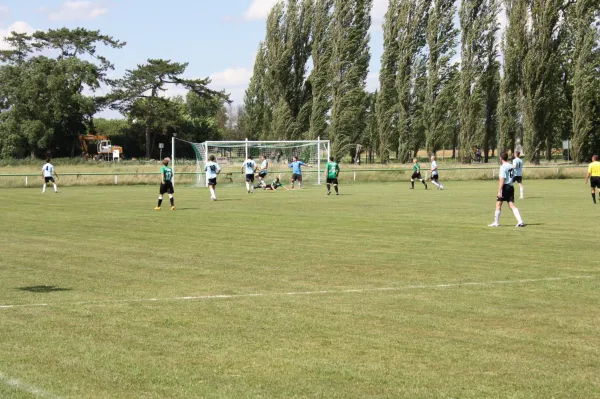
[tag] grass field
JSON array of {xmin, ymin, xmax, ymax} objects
[{"xmin": 0, "ymin": 180, "xmax": 599, "ymax": 398}]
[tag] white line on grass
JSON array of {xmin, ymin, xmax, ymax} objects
[
  {"xmin": 0, "ymin": 372, "xmax": 62, "ymax": 399},
  {"xmin": 0, "ymin": 275, "xmax": 594, "ymax": 310}
]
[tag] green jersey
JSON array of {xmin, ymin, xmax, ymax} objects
[
  {"xmin": 413, "ymin": 163, "xmax": 420, "ymax": 173},
  {"xmin": 326, "ymin": 162, "xmax": 340, "ymax": 179},
  {"xmin": 271, "ymin": 180, "xmax": 282, "ymax": 188},
  {"xmin": 161, "ymin": 166, "xmax": 173, "ymax": 182}
]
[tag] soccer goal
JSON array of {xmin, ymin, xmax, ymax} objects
[{"xmin": 175, "ymin": 138, "xmax": 331, "ymax": 187}]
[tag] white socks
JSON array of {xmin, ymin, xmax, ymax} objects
[
  {"xmin": 512, "ymin": 208, "xmax": 523, "ymax": 224},
  {"xmin": 520, "ymin": 186, "xmax": 524, "ymax": 199},
  {"xmin": 431, "ymin": 181, "xmax": 441, "ymax": 188},
  {"xmin": 494, "ymin": 210, "xmax": 501, "ymax": 224},
  {"xmin": 42, "ymin": 184, "xmax": 46, "ymax": 193},
  {"xmin": 53, "ymin": 184, "xmax": 57, "ymax": 192},
  {"xmin": 245, "ymin": 182, "xmax": 250, "ymax": 192},
  {"xmin": 210, "ymin": 187, "xmax": 216, "ymax": 199}
]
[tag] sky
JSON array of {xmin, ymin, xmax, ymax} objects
[{"xmin": 0, "ymin": 0, "xmax": 388, "ymax": 119}]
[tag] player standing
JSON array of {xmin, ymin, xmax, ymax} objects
[
  {"xmin": 41, "ymin": 159, "xmax": 58, "ymax": 193},
  {"xmin": 288, "ymin": 156, "xmax": 312, "ymax": 189},
  {"xmin": 257, "ymin": 155, "xmax": 269, "ymax": 188},
  {"xmin": 512, "ymin": 151, "xmax": 524, "ymax": 199},
  {"xmin": 585, "ymin": 154, "xmax": 600, "ymax": 204},
  {"xmin": 242, "ymin": 155, "xmax": 257, "ymax": 194},
  {"xmin": 489, "ymin": 152, "xmax": 525, "ymax": 227},
  {"xmin": 410, "ymin": 158, "xmax": 427, "ymax": 189},
  {"xmin": 155, "ymin": 157, "xmax": 175, "ymax": 211},
  {"xmin": 325, "ymin": 157, "xmax": 340, "ymax": 195},
  {"xmin": 429, "ymin": 155, "xmax": 444, "ymax": 190},
  {"xmin": 205, "ymin": 155, "xmax": 221, "ymax": 201}
]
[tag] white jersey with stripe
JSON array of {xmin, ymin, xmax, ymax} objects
[
  {"xmin": 205, "ymin": 161, "xmax": 221, "ymax": 179},
  {"xmin": 499, "ymin": 163, "xmax": 515, "ymax": 186},
  {"xmin": 42, "ymin": 163, "xmax": 54, "ymax": 177},
  {"xmin": 512, "ymin": 158, "xmax": 523, "ymax": 177}
]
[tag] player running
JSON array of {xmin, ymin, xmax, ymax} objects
[
  {"xmin": 205, "ymin": 155, "xmax": 221, "ymax": 201},
  {"xmin": 257, "ymin": 155, "xmax": 269, "ymax": 188},
  {"xmin": 585, "ymin": 154, "xmax": 600, "ymax": 204},
  {"xmin": 325, "ymin": 156, "xmax": 340, "ymax": 195},
  {"xmin": 429, "ymin": 155, "xmax": 444, "ymax": 190},
  {"xmin": 410, "ymin": 158, "xmax": 427, "ymax": 190},
  {"xmin": 155, "ymin": 157, "xmax": 175, "ymax": 211},
  {"xmin": 288, "ymin": 156, "xmax": 312, "ymax": 189},
  {"xmin": 41, "ymin": 159, "xmax": 59, "ymax": 193},
  {"xmin": 242, "ymin": 155, "xmax": 257, "ymax": 194},
  {"xmin": 489, "ymin": 152, "xmax": 525, "ymax": 227},
  {"xmin": 512, "ymin": 151, "xmax": 524, "ymax": 199}
]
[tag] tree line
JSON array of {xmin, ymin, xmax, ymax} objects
[{"xmin": 243, "ymin": 0, "xmax": 600, "ymax": 164}]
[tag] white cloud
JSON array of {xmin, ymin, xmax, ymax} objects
[
  {"xmin": 0, "ymin": 21, "xmax": 35, "ymax": 50},
  {"xmin": 244, "ymin": 0, "xmax": 279, "ymax": 21},
  {"xmin": 210, "ymin": 67, "xmax": 253, "ymax": 88},
  {"xmin": 366, "ymin": 72, "xmax": 380, "ymax": 92},
  {"xmin": 370, "ymin": 0, "xmax": 388, "ymax": 32},
  {"xmin": 46, "ymin": 1, "xmax": 108, "ymax": 22},
  {"xmin": 0, "ymin": 5, "xmax": 10, "ymax": 19}
]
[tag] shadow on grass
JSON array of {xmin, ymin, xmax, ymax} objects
[{"xmin": 18, "ymin": 286, "xmax": 72, "ymax": 293}]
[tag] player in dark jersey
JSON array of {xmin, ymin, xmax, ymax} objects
[
  {"xmin": 325, "ymin": 157, "xmax": 340, "ymax": 195},
  {"xmin": 156, "ymin": 158, "xmax": 175, "ymax": 210},
  {"xmin": 410, "ymin": 158, "xmax": 427, "ymax": 189}
]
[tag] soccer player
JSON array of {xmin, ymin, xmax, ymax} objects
[
  {"xmin": 41, "ymin": 158, "xmax": 58, "ymax": 193},
  {"xmin": 410, "ymin": 158, "xmax": 427, "ymax": 189},
  {"xmin": 155, "ymin": 157, "xmax": 175, "ymax": 211},
  {"xmin": 512, "ymin": 151, "xmax": 524, "ymax": 199},
  {"xmin": 242, "ymin": 155, "xmax": 257, "ymax": 193},
  {"xmin": 264, "ymin": 177, "xmax": 283, "ymax": 191},
  {"xmin": 205, "ymin": 155, "xmax": 221, "ymax": 201},
  {"xmin": 325, "ymin": 156, "xmax": 340, "ymax": 195},
  {"xmin": 288, "ymin": 156, "xmax": 312, "ymax": 189},
  {"xmin": 429, "ymin": 155, "xmax": 444, "ymax": 190},
  {"xmin": 585, "ymin": 154, "xmax": 600, "ymax": 204},
  {"xmin": 489, "ymin": 152, "xmax": 525, "ymax": 227},
  {"xmin": 257, "ymin": 155, "xmax": 269, "ymax": 187}
]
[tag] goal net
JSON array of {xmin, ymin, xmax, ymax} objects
[{"xmin": 179, "ymin": 139, "xmax": 331, "ymax": 187}]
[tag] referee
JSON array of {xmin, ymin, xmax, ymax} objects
[{"xmin": 585, "ymin": 154, "xmax": 600, "ymax": 204}]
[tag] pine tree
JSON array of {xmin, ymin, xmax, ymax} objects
[
  {"xmin": 243, "ymin": 43, "xmax": 269, "ymax": 139},
  {"xmin": 395, "ymin": 0, "xmax": 431, "ymax": 162},
  {"xmin": 377, "ymin": 0, "xmax": 401, "ymax": 164},
  {"xmin": 308, "ymin": 0, "xmax": 334, "ymax": 140},
  {"xmin": 330, "ymin": 0, "xmax": 372, "ymax": 159},
  {"xmin": 424, "ymin": 0, "xmax": 458, "ymax": 154}
]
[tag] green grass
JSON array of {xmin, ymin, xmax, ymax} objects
[{"xmin": 0, "ymin": 181, "xmax": 599, "ymax": 398}]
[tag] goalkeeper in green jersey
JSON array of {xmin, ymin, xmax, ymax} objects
[
  {"xmin": 325, "ymin": 156, "xmax": 340, "ymax": 195},
  {"xmin": 264, "ymin": 177, "xmax": 283, "ymax": 191},
  {"xmin": 410, "ymin": 158, "xmax": 427, "ymax": 189},
  {"xmin": 156, "ymin": 158, "xmax": 175, "ymax": 210}
]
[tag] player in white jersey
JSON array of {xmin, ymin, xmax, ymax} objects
[
  {"xmin": 489, "ymin": 152, "xmax": 525, "ymax": 227},
  {"xmin": 512, "ymin": 151, "xmax": 524, "ymax": 199},
  {"xmin": 241, "ymin": 156, "xmax": 257, "ymax": 193},
  {"xmin": 257, "ymin": 155, "xmax": 269, "ymax": 188},
  {"xmin": 429, "ymin": 155, "xmax": 444, "ymax": 190},
  {"xmin": 41, "ymin": 159, "xmax": 59, "ymax": 193},
  {"xmin": 204, "ymin": 155, "xmax": 221, "ymax": 201}
]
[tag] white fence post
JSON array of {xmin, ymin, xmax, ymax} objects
[{"xmin": 25, "ymin": 176, "xmax": 28, "ymax": 186}]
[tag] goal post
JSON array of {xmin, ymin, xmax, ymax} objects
[{"xmin": 175, "ymin": 138, "xmax": 331, "ymax": 187}]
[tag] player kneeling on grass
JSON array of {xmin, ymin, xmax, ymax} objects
[
  {"xmin": 410, "ymin": 158, "xmax": 427, "ymax": 190},
  {"xmin": 264, "ymin": 177, "xmax": 283, "ymax": 191},
  {"xmin": 41, "ymin": 159, "xmax": 59, "ymax": 193},
  {"xmin": 242, "ymin": 155, "xmax": 257, "ymax": 194},
  {"xmin": 155, "ymin": 158, "xmax": 175, "ymax": 210},
  {"xmin": 326, "ymin": 156, "xmax": 340, "ymax": 195},
  {"xmin": 205, "ymin": 155, "xmax": 221, "ymax": 201},
  {"xmin": 489, "ymin": 152, "xmax": 525, "ymax": 228}
]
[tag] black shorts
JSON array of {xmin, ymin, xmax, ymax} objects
[
  {"xmin": 411, "ymin": 172, "xmax": 422, "ymax": 180},
  {"xmin": 431, "ymin": 174, "xmax": 439, "ymax": 181},
  {"xmin": 258, "ymin": 171, "xmax": 268, "ymax": 178},
  {"xmin": 159, "ymin": 181, "xmax": 174, "ymax": 195},
  {"xmin": 591, "ymin": 176, "xmax": 600, "ymax": 188},
  {"xmin": 497, "ymin": 185, "xmax": 515, "ymax": 202},
  {"xmin": 44, "ymin": 176, "xmax": 55, "ymax": 183},
  {"xmin": 326, "ymin": 178, "xmax": 338, "ymax": 185},
  {"xmin": 208, "ymin": 178, "xmax": 217, "ymax": 186},
  {"xmin": 246, "ymin": 174, "xmax": 255, "ymax": 183},
  {"xmin": 292, "ymin": 174, "xmax": 302, "ymax": 182},
  {"xmin": 514, "ymin": 176, "xmax": 523, "ymax": 184}
]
